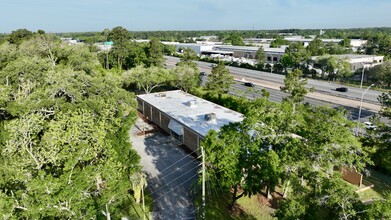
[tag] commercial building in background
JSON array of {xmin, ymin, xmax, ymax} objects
[
  {"xmin": 161, "ymin": 42, "xmax": 285, "ymax": 62},
  {"xmin": 212, "ymin": 45, "xmax": 286, "ymax": 62},
  {"xmin": 311, "ymin": 54, "xmax": 384, "ymax": 71},
  {"xmin": 136, "ymin": 90, "xmax": 244, "ymax": 154}
]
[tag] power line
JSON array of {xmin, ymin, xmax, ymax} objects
[
  {"xmin": 114, "ymin": 172, "xmax": 199, "ymax": 220},
  {"xmin": 146, "ymin": 172, "xmax": 199, "ymax": 207},
  {"xmin": 78, "ymin": 147, "xmax": 200, "ymax": 219},
  {"xmin": 145, "ymin": 158, "xmax": 200, "ymax": 187},
  {"xmin": 148, "ymin": 164, "xmax": 200, "ymax": 196}
]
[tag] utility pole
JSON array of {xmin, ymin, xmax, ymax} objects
[
  {"xmin": 142, "ymin": 182, "xmax": 146, "ymax": 220},
  {"xmin": 201, "ymin": 147, "xmax": 206, "ymax": 220}
]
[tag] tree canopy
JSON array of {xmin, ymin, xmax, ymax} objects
[
  {"xmin": 0, "ymin": 33, "xmax": 141, "ymax": 218},
  {"xmin": 205, "ymin": 63, "xmax": 234, "ymax": 99},
  {"xmin": 367, "ymin": 61, "xmax": 391, "ymax": 87}
]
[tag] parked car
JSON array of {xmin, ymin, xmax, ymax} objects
[
  {"xmin": 199, "ymin": 72, "xmax": 207, "ymax": 76},
  {"xmin": 336, "ymin": 87, "xmax": 348, "ymax": 92},
  {"xmin": 244, "ymin": 82, "xmax": 255, "ymax": 87},
  {"xmin": 364, "ymin": 121, "xmax": 377, "ymax": 130}
]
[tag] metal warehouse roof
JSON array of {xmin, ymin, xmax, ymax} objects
[{"xmin": 137, "ymin": 90, "xmax": 244, "ymax": 137}]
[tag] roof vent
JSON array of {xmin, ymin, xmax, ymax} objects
[
  {"xmin": 204, "ymin": 113, "xmax": 216, "ymax": 121},
  {"xmin": 155, "ymin": 93, "xmax": 166, "ymax": 97},
  {"xmin": 186, "ymin": 100, "xmax": 198, "ymax": 107}
]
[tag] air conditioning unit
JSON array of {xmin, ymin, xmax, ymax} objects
[
  {"xmin": 204, "ymin": 113, "xmax": 216, "ymax": 121},
  {"xmin": 155, "ymin": 93, "xmax": 166, "ymax": 97},
  {"xmin": 186, "ymin": 100, "xmax": 198, "ymax": 107}
]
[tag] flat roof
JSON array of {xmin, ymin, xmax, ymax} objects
[
  {"xmin": 213, "ymin": 45, "xmax": 286, "ymax": 53},
  {"xmin": 214, "ymin": 45, "xmax": 260, "ymax": 51},
  {"xmin": 332, "ymin": 54, "xmax": 384, "ymax": 59},
  {"xmin": 202, "ymin": 50, "xmax": 234, "ymax": 54},
  {"xmin": 312, "ymin": 54, "xmax": 384, "ymax": 60},
  {"xmin": 137, "ymin": 90, "xmax": 244, "ymax": 137}
]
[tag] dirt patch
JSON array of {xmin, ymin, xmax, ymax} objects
[
  {"xmin": 136, "ymin": 129, "xmax": 157, "ymax": 136},
  {"xmin": 228, "ymin": 203, "xmax": 247, "ymax": 217},
  {"xmin": 257, "ymin": 192, "xmax": 283, "ymax": 210},
  {"xmin": 135, "ymin": 112, "xmax": 160, "ymax": 136}
]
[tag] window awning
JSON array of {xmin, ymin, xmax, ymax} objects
[{"xmin": 168, "ymin": 119, "xmax": 184, "ymax": 135}]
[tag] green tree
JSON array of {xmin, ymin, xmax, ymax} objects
[
  {"xmin": 0, "ymin": 42, "xmax": 18, "ymax": 70},
  {"xmin": 367, "ymin": 61, "xmax": 391, "ymax": 87},
  {"xmin": 57, "ymin": 44, "xmax": 101, "ymax": 74},
  {"xmin": 255, "ymin": 46, "xmax": 266, "ymax": 65},
  {"xmin": 363, "ymin": 91, "xmax": 391, "ymax": 173},
  {"xmin": 316, "ymin": 55, "xmax": 352, "ymax": 81},
  {"xmin": 172, "ymin": 63, "xmax": 200, "ymax": 92},
  {"xmin": 280, "ymin": 54, "xmax": 294, "ymax": 73},
  {"xmin": 339, "ymin": 37, "xmax": 351, "ymax": 48},
  {"xmin": 181, "ymin": 47, "xmax": 197, "ymax": 62},
  {"xmin": 147, "ymin": 38, "xmax": 165, "ymax": 67},
  {"xmin": 122, "ymin": 65, "xmax": 174, "ymax": 93},
  {"xmin": 0, "ymin": 39, "xmax": 141, "ymax": 218},
  {"xmin": 202, "ymin": 114, "xmax": 282, "ymax": 209},
  {"xmin": 366, "ymin": 193, "xmax": 391, "ymax": 219},
  {"xmin": 270, "ymin": 36, "xmax": 289, "ymax": 48},
  {"xmin": 280, "ymin": 69, "xmax": 311, "ymax": 104},
  {"xmin": 284, "ymin": 42, "xmax": 310, "ymax": 69},
  {"xmin": 307, "ymin": 37, "xmax": 326, "ymax": 56},
  {"xmin": 205, "ymin": 63, "xmax": 234, "ymax": 99},
  {"xmin": 224, "ymin": 33, "xmax": 244, "ymax": 46},
  {"xmin": 124, "ymin": 41, "xmax": 148, "ymax": 69},
  {"xmin": 108, "ymin": 26, "xmax": 131, "ymax": 70},
  {"xmin": 163, "ymin": 44, "xmax": 176, "ymax": 55},
  {"xmin": 8, "ymin": 28, "xmax": 34, "ymax": 45}
]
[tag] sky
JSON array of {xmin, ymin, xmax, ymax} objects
[{"xmin": 1, "ymin": 0, "xmax": 390, "ymax": 33}]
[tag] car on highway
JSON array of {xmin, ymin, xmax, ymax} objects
[
  {"xmin": 244, "ymin": 82, "xmax": 255, "ymax": 87},
  {"xmin": 336, "ymin": 87, "xmax": 348, "ymax": 92},
  {"xmin": 364, "ymin": 121, "xmax": 377, "ymax": 130}
]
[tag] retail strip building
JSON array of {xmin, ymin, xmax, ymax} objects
[{"xmin": 136, "ymin": 90, "xmax": 244, "ymax": 154}]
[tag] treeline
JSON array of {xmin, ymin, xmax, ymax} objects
[
  {"xmin": 3, "ymin": 27, "xmax": 391, "ymax": 46},
  {"xmin": 52, "ymin": 27, "xmax": 391, "ymax": 41}
]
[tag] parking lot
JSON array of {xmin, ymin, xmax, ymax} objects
[{"xmin": 130, "ymin": 116, "xmax": 199, "ymax": 220}]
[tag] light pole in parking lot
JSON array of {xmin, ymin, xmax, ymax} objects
[{"xmin": 358, "ymin": 84, "xmax": 374, "ymax": 123}]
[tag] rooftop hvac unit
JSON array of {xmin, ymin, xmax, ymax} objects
[
  {"xmin": 186, "ymin": 100, "xmax": 198, "ymax": 107},
  {"xmin": 204, "ymin": 113, "xmax": 216, "ymax": 121},
  {"xmin": 155, "ymin": 93, "xmax": 166, "ymax": 97}
]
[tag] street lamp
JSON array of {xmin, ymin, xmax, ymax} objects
[
  {"xmin": 360, "ymin": 63, "xmax": 367, "ymax": 89},
  {"xmin": 358, "ymin": 84, "xmax": 374, "ymax": 123}
]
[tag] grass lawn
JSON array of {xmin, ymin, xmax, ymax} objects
[
  {"xmin": 237, "ymin": 195, "xmax": 277, "ymax": 220},
  {"xmin": 120, "ymin": 190, "xmax": 154, "ymax": 219},
  {"xmin": 357, "ymin": 168, "xmax": 391, "ymax": 201},
  {"xmin": 199, "ymin": 191, "xmax": 275, "ymax": 220}
]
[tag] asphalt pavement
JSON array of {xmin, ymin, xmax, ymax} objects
[
  {"xmin": 167, "ymin": 56, "xmax": 383, "ymax": 123},
  {"xmin": 130, "ymin": 116, "xmax": 199, "ymax": 220},
  {"xmin": 166, "ymin": 56, "xmax": 383, "ymax": 105}
]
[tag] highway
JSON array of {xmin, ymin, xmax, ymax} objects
[{"xmin": 165, "ymin": 56, "xmax": 383, "ymax": 122}]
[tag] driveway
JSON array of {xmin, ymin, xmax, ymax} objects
[{"xmin": 130, "ymin": 116, "xmax": 199, "ymax": 220}]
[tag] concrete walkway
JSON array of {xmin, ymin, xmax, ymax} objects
[{"xmin": 130, "ymin": 116, "xmax": 199, "ymax": 220}]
